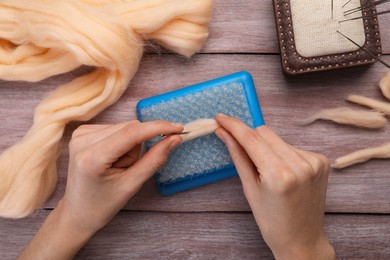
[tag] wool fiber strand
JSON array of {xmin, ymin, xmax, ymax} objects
[
  {"xmin": 347, "ymin": 95, "xmax": 390, "ymax": 116},
  {"xmin": 300, "ymin": 107, "xmax": 387, "ymax": 129},
  {"xmin": 333, "ymin": 143, "xmax": 390, "ymax": 169},
  {"xmin": 379, "ymin": 72, "xmax": 390, "ymax": 100},
  {"xmin": 181, "ymin": 118, "xmax": 219, "ymax": 142}
]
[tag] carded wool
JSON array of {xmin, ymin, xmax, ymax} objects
[
  {"xmin": 331, "ymin": 73, "xmax": 390, "ymax": 169},
  {"xmin": 181, "ymin": 119, "xmax": 219, "ymax": 143},
  {"xmin": 379, "ymin": 72, "xmax": 390, "ymax": 100},
  {"xmin": 0, "ymin": 0, "xmax": 213, "ymax": 218},
  {"xmin": 300, "ymin": 107, "xmax": 387, "ymax": 129},
  {"xmin": 347, "ymin": 95, "xmax": 390, "ymax": 116},
  {"xmin": 333, "ymin": 142, "xmax": 390, "ymax": 169}
]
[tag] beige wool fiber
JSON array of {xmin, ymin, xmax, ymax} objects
[
  {"xmin": 300, "ymin": 107, "xmax": 387, "ymax": 129},
  {"xmin": 181, "ymin": 119, "xmax": 219, "ymax": 142},
  {"xmin": 0, "ymin": 0, "xmax": 213, "ymax": 218},
  {"xmin": 332, "ymin": 73, "xmax": 390, "ymax": 169}
]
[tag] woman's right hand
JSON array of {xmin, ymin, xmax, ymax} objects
[{"xmin": 215, "ymin": 114, "xmax": 335, "ymax": 260}]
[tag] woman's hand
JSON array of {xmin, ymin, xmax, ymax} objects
[
  {"xmin": 61, "ymin": 120, "xmax": 184, "ymax": 234},
  {"xmin": 215, "ymin": 114, "xmax": 335, "ymax": 260},
  {"xmin": 19, "ymin": 120, "xmax": 183, "ymax": 260}
]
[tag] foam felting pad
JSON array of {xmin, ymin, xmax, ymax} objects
[{"xmin": 137, "ymin": 71, "xmax": 264, "ymax": 195}]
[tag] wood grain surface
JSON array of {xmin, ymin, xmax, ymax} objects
[
  {"xmin": 2, "ymin": 55, "xmax": 389, "ymax": 214},
  {"xmin": 0, "ymin": 211, "xmax": 389, "ymax": 259},
  {"xmin": 1, "ymin": 0, "xmax": 390, "ymax": 258}
]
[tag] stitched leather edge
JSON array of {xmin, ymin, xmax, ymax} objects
[{"xmin": 273, "ymin": 0, "xmax": 382, "ymax": 75}]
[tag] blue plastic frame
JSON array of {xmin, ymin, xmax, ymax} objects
[{"xmin": 137, "ymin": 71, "xmax": 265, "ymax": 195}]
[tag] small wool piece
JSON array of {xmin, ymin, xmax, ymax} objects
[
  {"xmin": 181, "ymin": 118, "xmax": 219, "ymax": 142},
  {"xmin": 0, "ymin": 0, "xmax": 213, "ymax": 218},
  {"xmin": 379, "ymin": 72, "xmax": 390, "ymax": 100},
  {"xmin": 301, "ymin": 73, "xmax": 390, "ymax": 169},
  {"xmin": 347, "ymin": 95, "xmax": 390, "ymax": 116},
  {"xmin": 300, "ymin": 107, "xmax": 387, "ymax": 129},
  {"xmin": 333, "ymin": 142, "xmax": 390, "ymax": 169}
]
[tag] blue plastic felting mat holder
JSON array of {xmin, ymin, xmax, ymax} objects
[{"xmin": 137, "ymin": 71, "xmax": 264, "ymax": 195}]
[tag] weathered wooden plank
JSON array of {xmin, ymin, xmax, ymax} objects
[
  {"xmin": 376, "ymin": 3, "xmax": 390, "ymax": 54},
  {"xmin": 202, "ymin": 0, "xmax": 279, "ymax": 53},
  {"xmin": 175, "ymin": 0, "xmax": 390, "ymax": 54},
  {"xmin": 0, "ymin": 211, "xmax": 389, "ymax": 259},
  {"xmin": 0, "ymin": 1, "xmax": 387, "ymax": 56},
  {"xmin": 1, "ymin": 54, "xmax": 390, "ymax": 214}
]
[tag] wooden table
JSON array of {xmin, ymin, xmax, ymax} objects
[{"xmin": 1, "ymin": 1, "xmax": 390, "ymax": 259}]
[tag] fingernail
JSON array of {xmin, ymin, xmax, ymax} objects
[
  {"xmin": 215, "ymin": 129, "xmax": 226, "ymax": 143},
  {"xmin": 168, "ymin": 135, "xmax": 182, "ymax": 150},
  {"xmin": 216, "ymin": 113, "xmax": 228, "ymax": 119},
  {"xmin": 171, "ymin": 122, "xmax": 184, "ymax": 128}
]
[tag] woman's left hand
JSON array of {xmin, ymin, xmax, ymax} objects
[{"xmin": 60, "ymin": 120, "xmax": 184, "ymax": 234}]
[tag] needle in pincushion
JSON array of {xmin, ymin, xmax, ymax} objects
[{"xmin": 337, "ymin": 31, "xmax": 390, "ymax": 68}]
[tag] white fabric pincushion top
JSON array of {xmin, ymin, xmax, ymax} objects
[{"xmin": 290, "ymin": 0, "xmax": 365, "ymax": 57}]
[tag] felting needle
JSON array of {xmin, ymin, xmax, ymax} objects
[
  {"xmin": 344, "ymin": 0, "xmax": 383, "ymax": 15},
  {"xmin": 160, "ymin": 132, "xmax": 190, "ymax": 138},
  {"xmin": 344, "ymin": 0, "xmax": 390, "ymax": 16},
  {"xmin": 339, "ymin": 9, "xmax": 390, "ymax": 22},
  {"xmin": 336, "ymin": 30, "xmax": 390, "ymax": 69},
  {"xmin": 343, "ymin": 0, "xmax": 353, "ymax": 8}
]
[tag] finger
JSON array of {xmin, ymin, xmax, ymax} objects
[
  {"xmin": 112, "ymin": 144, "xmax": 142, "ymax": 168},
  {"xmin": 215, "ymin": 114, "xmax": 283, "ymax": 174},
  {"xmin": 72, "ymin": 124, "xmax": 111, "ymax": 138},
  {"xmin": 94, "ymin": 120, "xmax": 184, "ymax": 165},
  {"xmin": 293, "ymin": 148, "xmax": 330, "ymax": 177},
  {"xmin": 70, "ymin": 122, "xmax": 138, "ymax": 153},
  {"xmin": 125, "ymin": 135, "xmax": 182, "ymax": 187},
  {"xmin": 255, "ymin": 126, "xmax": 309, "ymax": 172},
  {"xmin": 72, "ymin": 121, "xmax": 134, "ymax": 142},
  {"xmin": 215, "ymin": 127, "xmax": 259, "ymax": 191}
]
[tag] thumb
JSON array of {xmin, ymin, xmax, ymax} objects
[{"xmin": 124, "ymin": 135, "xmax": 182, "ymax": 187}]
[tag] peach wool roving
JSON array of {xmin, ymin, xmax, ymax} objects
[{"xmin": 0, "ymin": 0, "xmax": 213, "ymax": 218}]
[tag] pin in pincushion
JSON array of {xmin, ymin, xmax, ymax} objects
[{"xmin": 137, "ymin": 71, "xmax": 264, "ymax": 195}]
